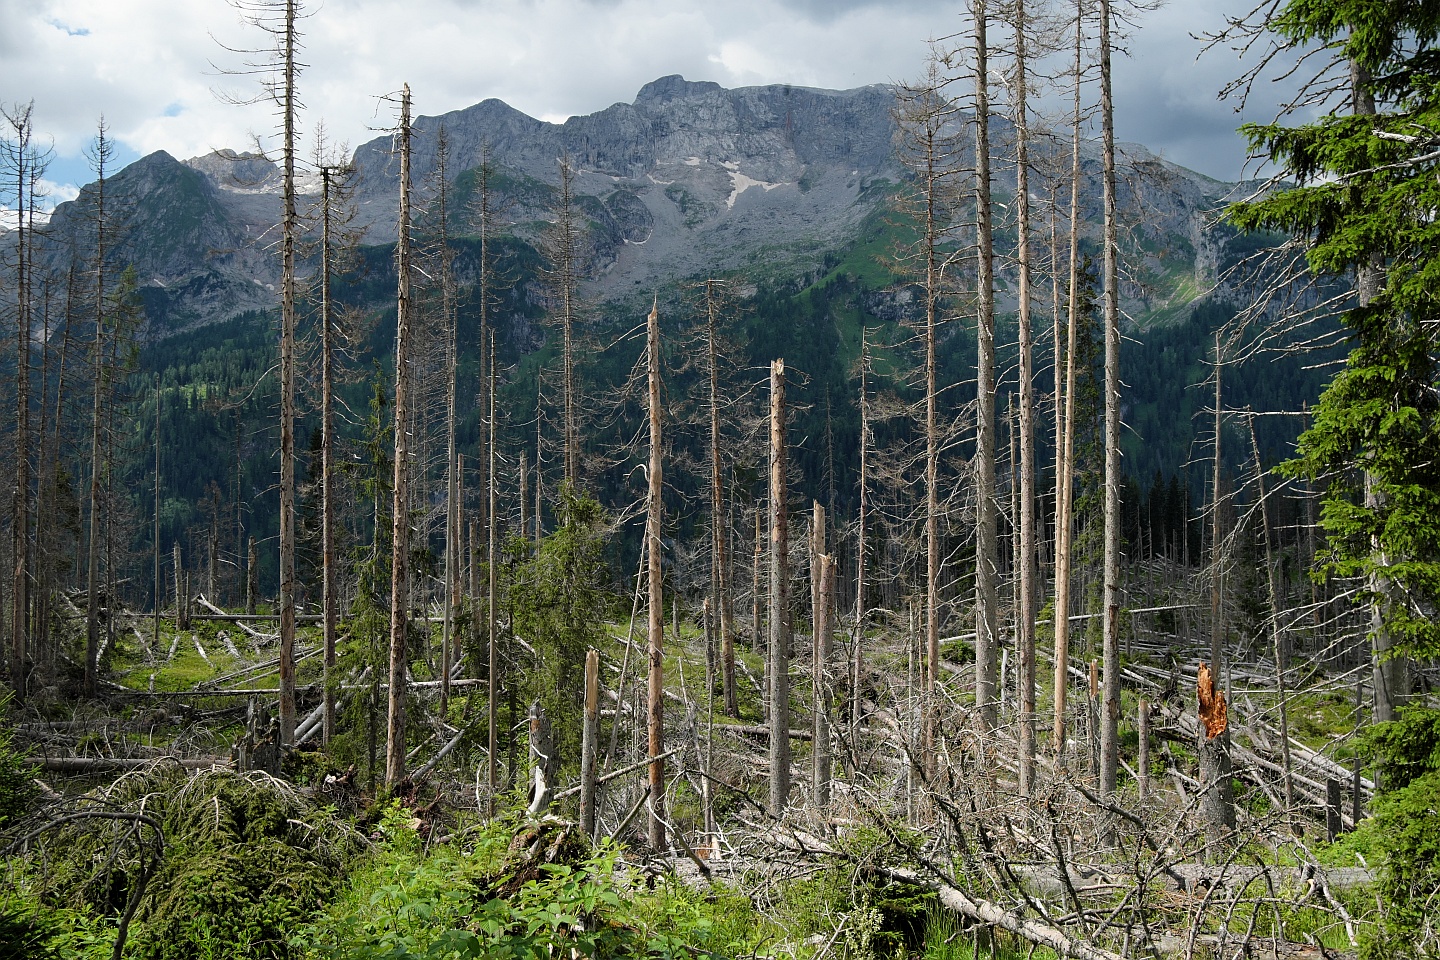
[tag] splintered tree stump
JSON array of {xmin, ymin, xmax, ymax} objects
[
  {"xmin": 1196, "ymin": 661, "xmax": 1235, "ymax": 851},
  {"xmin": 527, "ymin": 701, "xmax": 557, "ymax": 816}
]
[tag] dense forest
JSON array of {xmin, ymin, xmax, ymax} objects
[{"xmin": 3, "ymin": 0, "xmax": 1440, "ymax": 959}]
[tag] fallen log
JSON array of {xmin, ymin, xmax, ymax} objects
[
  {"xmin": 40, "ymin": 756, "xmax": 225, "ymax": 773},
  {"xmin": 761, "ymin": 827, "xmax": 1125, "ymax": 960}
]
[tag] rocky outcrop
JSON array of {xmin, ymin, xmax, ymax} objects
[{"xmin": 25, "ymin": 75, "xmax": 1268, "ymax": 338}]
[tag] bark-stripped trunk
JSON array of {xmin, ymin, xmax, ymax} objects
[
  {"xmin": 973, "ymin": 0, "xmax": 999, "ymax": 733},
  {"xmin": 1012, "ymin": 0, "xmax": 1037, "ymax": 795},
  {"xmin": 813, "ymin": 551, "xmax": 833, "ymax": 807},
  {"xmin": 487, "ymin": 333, "xmax": 499, "ymax": 815},
  {"xmin": 8, "ymin": 104, "xmax": 34, "ymax": 696},
  {"xmin": 769, "ymin": 360, "xmax": 791, "ymax": 816},
  {"xmin": 706, "ymin": 283, "xmax": 737, "ymax": 718},
  {"xmin": 854, "ymin": 329, "xmax": 871, "ymax": 747},
  {"xmin": 1098, "ymin": 0, "xmax": 1122, "ymax": 796},
  {"xmin": 385, "ymin": 84, "xmax": 414, "ymax": 786},
  {"xmin": 646, "ymin": 300, "xmax": 666, "ymax": 849},
  {"xmin": 320, "ymin": 163, "xmax": 339, "ymax": 746},
  {"xmin": 277, "ymin": 0, "xmax": 299, "ymax": 745},
  {"xmin": 84, "ymin": 126, "xmax": 109, "ymax": 699},
  {"xmin": 1053, "ymin": 4, "xmax": 1084, "ymax": 759},
  {"xmin": 1248, "ymin": 412, "xmax": 1294, "ymax": 812}
]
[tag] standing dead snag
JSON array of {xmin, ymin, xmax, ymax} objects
[
  {"xmin": 1197, "ymin": 661, "xmax": 1235, "ymax": 848},
  {"xmin": 527, "ymin": 701, "xmax": 557, "ymax": 816},
  {"xmin": 385, "ymin": 84, "xmax": 414, "ymax": 787},
  {"xmin": 813, "ymin": 552, "xmax": 834, "ymax": 807},
  {"xmin": 580, "ymin": 649, "xmax": 599, "ymax": 837},
  {"xmin": 769, "ymin": 359, "xmax": 792, "ymax": 817},
  {"xmin": 646, "ymin": 298, "xmax": 666, "ymax": 850}
]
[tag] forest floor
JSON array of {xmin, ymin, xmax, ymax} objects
[{"xmin": 1, "ymin": 574, "xmax": 1411, "ymax": 959}]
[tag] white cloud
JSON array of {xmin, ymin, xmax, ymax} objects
[{"xmin": 0, "ymin": 0, "xmax": 1292, "ymax": 189}]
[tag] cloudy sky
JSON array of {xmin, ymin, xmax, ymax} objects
[{"xmin": 1, "ymin": 0, "xmax": 1295, "ymax": 209}]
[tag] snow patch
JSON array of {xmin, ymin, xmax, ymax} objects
[
  {"xmin": 683, "ymin": 157, "xmax": 701, "ymax": 166},
  {"xmin": 647, "ymin": 173, "xmax": 673, "ymax": 186},
  {"xmin": 726, "ymin": 169, "xmax": 784, "ymax": 209}
]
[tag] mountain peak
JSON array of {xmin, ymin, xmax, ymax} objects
[{"xmin": 635, "ymin": 75, "xmax": 723, "ymax": 105}]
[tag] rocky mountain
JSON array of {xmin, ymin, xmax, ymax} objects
[{"xmin": 32, "ymin": 74, "xmax": 1265, "ymax": 337}]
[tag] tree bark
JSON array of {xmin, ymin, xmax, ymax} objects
[
  {"xmin": 580, "ymin": 648, "xmax": 599, "ymax": 837},
  {"xmin": 277, "ymin": 0, "xmax": 300, "ymax": 746},
  {"xmin": 487, "ymin": 333, "xmax": 499, "ymax": 815},
  {"xmin": 1098, "ymin": 0, "xmax": 1122, "ymax": 797},
  {"xmin": 385, "ymin": 84, "xmax": 414, "ymax": 787},
  {"xmin": 1053, "ymin": 4, "xmax": 1084, "ymax": 760},
  {"xmin": 646, "ymin": 299, "xmax": 666, "ymax": 849},
  {"xmin": 769, "ymin": 359, "xmax": 792, "ymax": 816},
  {"xmin": 84, "ymin": 123, "xmax": 110, "ymax": 700},
  {"xmin": 973, "ymin": 0, "xmax": 999, "ymax": 733},
  {"xmin": 706, "ymin": 282, "xmax": 737, "ymax": 718},
  {"xmin": 813, "ymin": 552, "xmax": 834, "ymax": 807},
  {"xmin": 1012, "ymin": 0, "xmax": 1037, "ymax": 798}
]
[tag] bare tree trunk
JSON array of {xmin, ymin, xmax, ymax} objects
[
  {"xmin": 84, "ymin": 123, "xmax": 111, "ymax": 699},
  {"xmin": 753, "ymin": 509, "xmax": 763, "ymax": 658},
  {"xmin": 550, "ymin": 158, "xmax": 582, "ymax": 487},
  {"xmin": 386, "ymin": 84, "xmax": 414, "ymax": 787},
  {"xmin": 769, "ymin": 359, "xmax": 792, "ymax": 816},
  {"xmin": 973, "ymin": 0, "xmax": 999, "ymax": 733},
  {"xmin": 154, "ymin": 377, "xmax": 162, "ymax": 649},
  {"xmin": 319, "ymin": 162, "xmax": 340, "ymax": 746},
  {"xmin": 7, "ymin": 103, "xmax": 35, "ymax": 697},
  {"xmin": 1052, "ymin": 5, "xmax": 1084, "ymax": 760},
  {"xmin": 277, "ymin": 0, "xmax": 300, "ymax": 746},
  {"xmin": 487, "ymin": 333, "xmax": 499, "ymax": 815},
  {"xmin": 646, "ymin": 299, "xmax": 666, "ymax": 850},
  {"xmin": 1098, "ymin": 0, "xmax": 1122, "ymax": 797},
  {"xmin": 246, "ymin": 538, "xmax": 258, "ymax": 618},
  {"xmin": 1210, "ymin": 333, "xmax": 1225, "ymax": 680},
  {"xmin": 1248, "ymin": 412, "xmax": 1294, "ymax": 813},
  {"xmin": 437, "ymin": 131, "xmax": 458, "ymax": 724},
  {"xmin": 813, "ymin": 552, "xmax": 833, "ymax": 807},
  {"xmin": 853, "ymin": 329, "xmax": 871, "ymax": 745},
  {"xmin": 1012, "ymin": 0, "xmax": 1037, "ymax": 798},
  {"xmin": 580, "ymin": 648, "xmax": 599, "ymax": 837},
  {"xmin": 706, "ymin": 282, "xmax": 737, "ymax": 718}
]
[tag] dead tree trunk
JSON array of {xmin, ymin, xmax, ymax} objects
[
  {"xmin": 853, "ymin": 328, "xmax": 871, "ymax": 747},
  {"xmin": 646, "ymin": 299, "xmax": 666, "ymax": 850},
  {"xmin": 487, "ymin": 333, "xmax": 499, "ymax": 815},
  {"xmin": 972, "ymin": 0, "xmax": 999, "ymax": 733},
  {"xmin": 276, "ymin": 0, "xmax": 300, "ymax": 746},
  {"xmin": 769, "ymin": 359, "xmax": 792, "ymax": 817},
  {"xmin": 1248, "ymin": 411, "xmax": 1294, "ymax": 814},
  {"xmin": 385, "ymin": 84, "xmax": 414, "ymax": 787},
  {"xmin": 1011, "ymin": 0, "xmax": 1037, "ymax": 798},
  {"xmin": 580, "ymin": 648, "xmax": 599, "ymax": 836},
  {"xmin": 1098, "ymin": 0, "xmax": 1122, "ymax": 797},
  {"xmin": 706, "ymin": 282, "xmax": 737, "ymax": 718},
  {"xmin": 84, "ymin": 124, "xmax": 111, "ymax": 699},
  {"xmin": 813, "ymin": 552, "xmax": 834, "ymax": 807},
  {"xmin": 1197, "ymin": 661, "xmax": 1235, "ymax": 850},
  {"xmin": 1052, "ymin": 2, "xmax": 1085, "ymax": 760}
]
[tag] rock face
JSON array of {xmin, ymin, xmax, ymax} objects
[{"xmin": 29, "ymin": 75, "xmax": 1264, "ymax": 336}]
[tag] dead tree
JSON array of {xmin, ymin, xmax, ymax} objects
[
  {"xmin": 385, "ymin": 84, "xmax": 414, "ymax": 787},
  {"xmin": 1052, "ymin": 0, "xmax": 1086, "ymax": 759},
  {"xmin": 83, "ymin": 120, "xmax": 113, "ymax": 700},
  {"xmin": 769, "ymin": 359, "xmax": 792, "ymax": 816},
  {"xmin": 704, "ymin": 280, "xmax": 738, "ymax": 718},
  {"xmin": 1098, "ymin": 0, "xmax": 1122, "ymax": 797},
  {"xmin": 1008, "ymin": 0, "xmax": 1038, "ymax": 795},
  {"xmin": 972, "ymin": 0, "xmax": 1000, "ymax": 733},
  {"xmin": 646, "ymin": 298, "xmax": 666, "ymax": 849}
]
